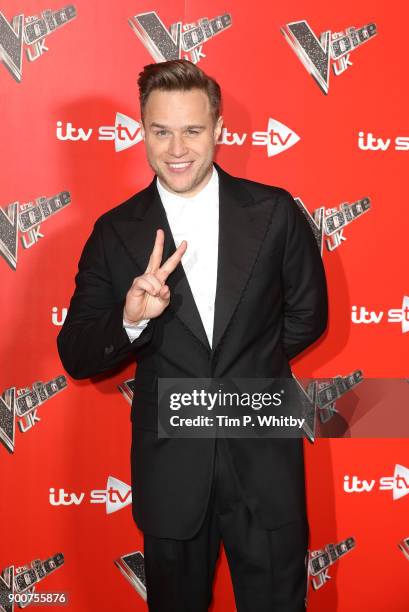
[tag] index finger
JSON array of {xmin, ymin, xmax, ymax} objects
[
  {"xmin": 145, "ymin": 229, "xmax": 165, "ymax": 273},
  {"xmin": 159, "ymin": 240, "xmax": 187, "ymax": 280}
]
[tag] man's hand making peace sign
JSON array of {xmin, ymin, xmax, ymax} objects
[{"xmin": 123, "ymin": 229, "xmax": 187, "ymax": 325}]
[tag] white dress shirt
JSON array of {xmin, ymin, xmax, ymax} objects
[{"xmin": 124, "ymin": 165, "xmax": 219, "ymax": 348}]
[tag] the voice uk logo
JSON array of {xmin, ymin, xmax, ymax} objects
[
  {"xmin": 0, "ymin": 190, "xmax": 71, "ymax": 271},
  {"xmin": 295, "ymin": 195, "xmax": 371, "ymax": 254},
  {"xmin": 49, "ymin": 476, "xmax": 132, "ymax": 514},
  {"xmin": 0, "ymin": 6, "xmax": 76, "ymax": 82},
  {"xmin": 308, "ymin": 537, "xmax": 355, "ymax": 590},
  {"xmin": 129, "ymin": 11, "xmax": 232, "ymax": 65},
  {"xmin": 281, "ymin": 20, "xmax": 377, "ymax": 94},
  {"xmin": 0, "ymin": 376, "xmax": 67, "ymax": 454},
  {"xmin": 343, "ymin": 464, "xmax": 409, "ymax": 499},
  {"xmin": 399, "ymin": 537, "xmax": 409, "ymax": 561},
  {"xmin": 0, "ymin": 553, "xmax": 65, "ymax": 612}
]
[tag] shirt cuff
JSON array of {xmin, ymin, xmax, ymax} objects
[{"xmin": 123, "ymin": 318, "xmax": 150, "ymax": 342}]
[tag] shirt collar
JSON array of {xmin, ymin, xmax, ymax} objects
[{"xmin": 156, "ymin": 165, "xmax": 218, "ymax": 211}]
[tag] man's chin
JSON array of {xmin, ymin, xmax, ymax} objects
[
  {"xmin": 158, "ymin": 170, "xmax": 199, "ymax": 195},
  {"xmin": 159, "ymin": 165, "xmax": 213, "ymax": 196},
  {"xmin": 161, "ymin": 177, "xmax": 193, "ymax": 194}
]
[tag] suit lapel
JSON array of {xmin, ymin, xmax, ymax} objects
[
  {"xmin": 111, "ymin": 166, "xmax": 275, "ymax": 355},
  {"xmin": 111, "ymin": 178, "xmax": 211, "ymax": 351},
  {"xmin": 212, "ymin": 165, "xmax": 274, "ymax": 352}
]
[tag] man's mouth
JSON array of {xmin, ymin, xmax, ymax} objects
[{"xmin": 166, "ymin": 161, "xmax": 194, "ymax": 173}]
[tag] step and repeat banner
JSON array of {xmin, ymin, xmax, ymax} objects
[{"xmin": 1, "ymin": 1, "xmax": 408, "ymax": 610}]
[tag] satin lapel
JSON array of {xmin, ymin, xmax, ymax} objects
[
  {"xmin": 110, "ymin": 179, "xmax": 211, "ymax": 351},
  {"xmin": 212, "ymin": 166, "xmax": 275, "ymax": 353}
]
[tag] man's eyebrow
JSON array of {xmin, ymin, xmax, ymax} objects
[{"xmin": 149, "ymin": 123, "xmax": 206, "ymax": 129}]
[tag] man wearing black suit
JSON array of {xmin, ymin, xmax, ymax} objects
[{"xmin": 57, "ymin": 60, "xmax": 328, "ymax": 611}]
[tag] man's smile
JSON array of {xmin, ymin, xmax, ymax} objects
[{"xmin": 165, "ymin": 161, "xmax": 194, "ymax": 173}]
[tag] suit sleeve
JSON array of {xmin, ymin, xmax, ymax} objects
[
  {"xmin": 280, "ymin": 191, "xmax": 328, "ymax": 361},
  {"xmin": 57, "ymin": 219, "xmax": 154, "ymax": 379}
]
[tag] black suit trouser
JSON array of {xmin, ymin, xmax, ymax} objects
[{"xmin": 143, "ymin": 437, "xmax": 309, "ymax": 612}]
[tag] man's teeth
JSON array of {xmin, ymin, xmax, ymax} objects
[{"xmin": 168, "ymin": 162, "xmax": 191, "ymax": 169}]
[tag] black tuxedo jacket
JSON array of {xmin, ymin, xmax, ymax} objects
[{"xmin": 57, "ymin": 164, "xmax": 328, "ymax": 539}]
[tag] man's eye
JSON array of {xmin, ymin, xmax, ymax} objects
[
  {"xmin": 186, "ymin": 129, "xmax": 200, "ymax": 136},
  {"xmin": 155, "ymin": 130, "xmax": 168, "ymax": 137}
]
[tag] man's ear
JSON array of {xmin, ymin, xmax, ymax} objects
[{"xmin": 214, "ymin": 115, "xmax": 223, "ymax": 143}]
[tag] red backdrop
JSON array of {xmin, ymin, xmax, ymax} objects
[{"xmin": 1, "ymin": 1, "xmax": 408, "ymax": 610}]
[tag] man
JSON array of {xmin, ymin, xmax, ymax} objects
[{"xmin": 57, "ymin": 60, "xmax": 328, "ymax": 611}]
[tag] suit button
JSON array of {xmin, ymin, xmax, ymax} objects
[{"xmin": 104, "ymin": 345, "xmax": 114, "ymax": 355}]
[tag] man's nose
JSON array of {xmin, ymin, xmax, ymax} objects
[{"xmin": 167, "ymin": 134, "xmax": 188, "ymax": 157}]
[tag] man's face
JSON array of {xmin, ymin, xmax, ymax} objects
[{"xmin": 141, "ymin": 88, "xmax": 223, "ymax": 197}]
